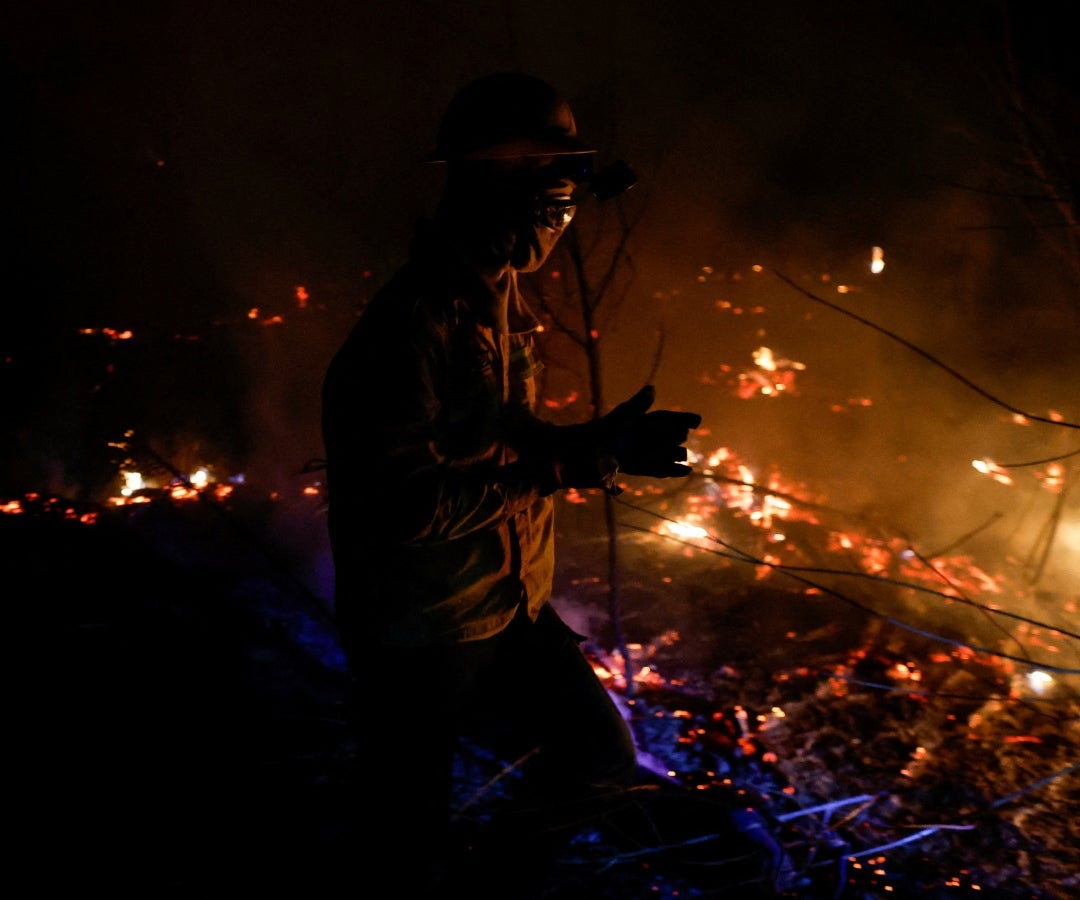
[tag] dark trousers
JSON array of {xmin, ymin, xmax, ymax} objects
[{"xmin": 343, "ymin": 602, "xmax": 639, "ymax": 895}]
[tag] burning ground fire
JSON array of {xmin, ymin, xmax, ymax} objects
[
  {"xmin": 9, "ymin": 436, "xmax": 1075, "ymax": 892},
  {"xmin": 557, "ymin": 432, "xmax": 1078, "ymax": 895},
  {"xmin": 7, "ymin": 267, "xmax": 1079, "ymax": 895},
  {"xmin": 112, "ymin": 466, "xmax": 236, "ymax": 504},
  {"xmin": 578, "ymin": 606, "xmax": 1078, "ymax": 896}
]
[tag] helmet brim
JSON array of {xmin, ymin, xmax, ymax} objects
[{"xmin": 425, "ymin": 134, "xmax": 596, "ymax": 163}]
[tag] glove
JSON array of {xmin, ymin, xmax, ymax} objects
[
  {"xmin": 598, "ymin": 385, "xmax": 702, "ymax": 481},
  {"xmin": 521, "ymin": 385, "xmax": 701, "ymax": 496}
]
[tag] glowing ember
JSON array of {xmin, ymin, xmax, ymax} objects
[
  {"xmin": 972, "ymin": 458, "xmax": 1014, "ymax": 486},
  {"xmin": 754, "ymin": 346, "xmax": 778, "ymax": 372},
  {"xmin": 1025, "ymin": 670, "xmax": 1054, "ymax": 695},
  {"xmin": 736, "ymin": 347, "xmax": 806, "ymax": 398},
  {"xmin": 664, "ymin": 520, "xmax": 708, "ymax": 540},
  {"xmin": 121, "ymin": 471, "xmax": 145, "ymax": 496},
  {"xmin": 77, "ymin": 327, "xmax": 134, "ymax": 341},
  {"xmin": 887, "ymin": 661, "xmax": 922, "ymax": 682},
  {"xmin": 1039, "ymin": 462, "xmax": 1065, "ymax": 492}
]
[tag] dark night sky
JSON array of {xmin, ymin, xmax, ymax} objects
[{"xmin": 5, "ymin": 1, "xmax": 1079, "ymax": 594}]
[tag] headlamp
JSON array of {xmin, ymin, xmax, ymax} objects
[
  {"xmin": 589, "ymin": 160, "xmax": 637, "ymax": 201},
  {"xmin": 542, "ymin": 156, "xmax": 638, "ymax": 201}
]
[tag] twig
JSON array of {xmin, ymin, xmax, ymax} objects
[
  {"xmin": 775, "ymin": 794, "xmax": 877, "ymax": 823},
  {"xmin": 454, "ymin": 747, "xmax": 541, "ymax": 813}
]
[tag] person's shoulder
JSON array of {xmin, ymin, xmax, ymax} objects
[{"xmin": 356, "ymin": 264, "xmax": 458, "ymax": 342}]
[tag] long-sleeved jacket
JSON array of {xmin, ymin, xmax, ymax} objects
[{"xmin": 322, "ymin": 222, "xmax": 556, "ymax": 650}]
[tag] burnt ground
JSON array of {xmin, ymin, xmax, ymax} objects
[{"xmin": 8, "ymin": 488, "xmax": 1078, "ymax": 898}]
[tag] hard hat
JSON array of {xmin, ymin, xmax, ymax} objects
[{"xmin": 428, "ymin": 72, "xmax": 596, "ymax": 162}]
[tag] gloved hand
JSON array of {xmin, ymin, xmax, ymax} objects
[
  {"xmin": 598, "ymin": 385, "xmax": 702, "ymax": 482},
  {"xmin": 521, "ymin": 385, "xmax": 701, "ymax": 496}
]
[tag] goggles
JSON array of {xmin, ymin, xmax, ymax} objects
[{"xmin": 532, "ymin": 196, "xmax": 577, "ymax": 230}]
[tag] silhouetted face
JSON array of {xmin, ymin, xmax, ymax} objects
[{"xmin": 441, "ymin": 155, "xmax": 591, "ymax": 272}]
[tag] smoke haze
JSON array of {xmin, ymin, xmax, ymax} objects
[{"xmin": 7, "ymin": 0, "xmax": 1077, "ymax": 599}]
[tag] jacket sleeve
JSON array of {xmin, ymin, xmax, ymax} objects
[{"xmin": 322, "ymin": 299, "xmax": 546, "ymax": 547}]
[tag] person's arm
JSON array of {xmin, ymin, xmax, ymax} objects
[
  {"xmin": 323, "ymin": 311, "xmax": 545, "ymax": 546},
  {"xmin": 504, "ymin": 385, "xmax": 703, "ymax": 497}
]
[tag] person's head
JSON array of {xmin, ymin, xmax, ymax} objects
[{"xmin": 428, "ymin": 73, "xmax": 597, "ymax": 272}]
